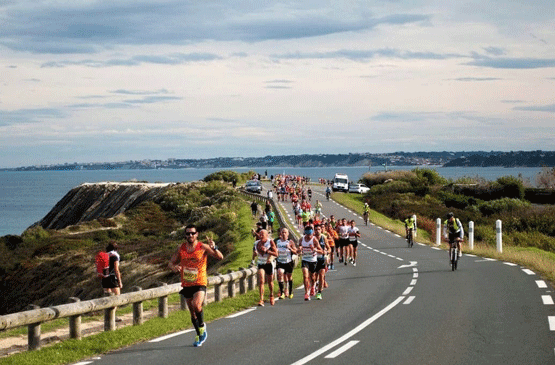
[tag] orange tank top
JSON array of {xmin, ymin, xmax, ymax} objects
[{"xmin": 179, "ymin": 242, "xmax": 208, "ymax": 287}]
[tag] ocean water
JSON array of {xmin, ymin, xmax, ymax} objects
[{"xmin": 0, "ymin": 166, "xmax": 544, "ymax": 237}]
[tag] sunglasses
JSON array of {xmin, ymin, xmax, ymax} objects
[{"xmin": 185, "ymin": 232, "xmax": 197, "ymax": 236}]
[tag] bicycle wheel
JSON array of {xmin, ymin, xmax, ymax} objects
[{"xmin": 451, "ymin": 249, "xmax": 456, "ymax": 271}]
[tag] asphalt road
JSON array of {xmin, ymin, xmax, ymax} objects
[{"xmin": 76, "ymin": 185, "xmax": 555, "ymax": 365}]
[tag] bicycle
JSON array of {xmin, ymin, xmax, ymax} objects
[
  {"xmin": 406, "ymin": 229, "xmax": 414, "ymax": 248},
  {"xmin": 363, "ymin": 211, "xmax": 368, "ymax": 226},
  {"xmin": 325, "ymin": 191, "xmax": 330, "ymax": 201},
  {"xmin": 449, "ymin": 240, "xmax": 460, "ymax": 271}
]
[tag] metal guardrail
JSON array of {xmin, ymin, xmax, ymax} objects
[{"xmin": 0, "ymin": 267, "xmax": 258, "ymax": 351}]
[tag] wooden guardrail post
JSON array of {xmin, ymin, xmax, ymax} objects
[
  {"xmin": 214, "ymin": 274, "xmax": 223, "ymax": 302},
  {"xmin": 68, "ymin": 297, "xmax": 82, "ymax": 339},
  {"xmin": 158, "ymin": 283, "xmax": 168, "ymax": 318},
  {"xmin": 27, "ymin": 304, "xmax": 41, "ymax": 350},
  {"xmin": 248, "ymin": 269, "xmax": 256, "ymax": 291},
  {"xmin": 227, "ymin": 270, "xmax": 236, "ymax": 298},
  {"xmin": 104, "ymin": 305, "xmax": 116, "ymax": 331},
  {"xmin": 239, "ymin": 268, "xmax": 247, "ymax": 294},
  {"xmin": 131, "ymin": 286, "xmax": 144, "ymax": 326}
]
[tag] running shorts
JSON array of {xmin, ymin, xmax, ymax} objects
[
  {"xmin": 258, "ymin": 262, "xmax": 275, "ymax": 276},
  {"xmin": 276, "ymin": 261, "xmax": 295, "ymax": 274},
  {"xmin": 179, "ymin": 285, "xmax": 207, "ymax": 299},
  {"xmin": 301, "ymin": 260, "xmax": 318, "ymax": 274}
]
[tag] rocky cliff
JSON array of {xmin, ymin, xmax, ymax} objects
[{"xmin": 37, "ymin": 182, "xmax": 172, "ymax": 230}]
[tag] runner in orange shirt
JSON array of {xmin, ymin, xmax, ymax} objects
[{"xmin": 169, "ymin": 225, "xmax": 223, "ymax": 347}]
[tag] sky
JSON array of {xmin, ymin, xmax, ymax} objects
[{"xmin": 0, "ymin": 1, "xmax": 554, "ymax": 168}]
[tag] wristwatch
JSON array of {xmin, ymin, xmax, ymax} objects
[{"xmin": 212, "ymin": 245, "xmax": 219, "ymax": 251}]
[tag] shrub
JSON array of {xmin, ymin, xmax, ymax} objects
[
  {"xmin": 478, "ymin": 198, "xmax": 530, "ymax": 216},
  {"xmin": 370, "ymin": 181, "xmax": 413, "ymax": 195},
  {"xmin": 496, "ymin": 176, "xmax": 525, "ymax": 200},
  {"xmin": 361, "ymin": 170, "xmax": 418, "ymax": 187},
  {"xmin": 413, "ymin": 168, "xmax": 447, "ymax": 185}
]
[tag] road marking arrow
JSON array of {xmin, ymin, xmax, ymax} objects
[{"xmin": 397, "ymin": 261, "xmax": 418, "ymax": 269}]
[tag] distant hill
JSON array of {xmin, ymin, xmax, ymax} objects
[
  {"xmin": 4, "ymin": 150, "xmax": 555, "ymax": 171},
  {"xmin": 444, "ymin": 151, "xmax": 555, "ymax": 167}
]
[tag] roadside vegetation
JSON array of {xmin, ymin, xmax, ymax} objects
[{"xmin": 338, "ymin": 167, "xmax": 555, "ymax": 284}]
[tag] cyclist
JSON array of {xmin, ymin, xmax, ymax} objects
[
  {"xmin": 325, "ymin": 185, "xmax": 331, "ymax": 201},
  {"xmin": 363, "ymin": 202, "xmax": 370, "ymax": 225},
  {"xmin": 307, "ymin": 187, "xmax": 312, "ymax": 201},
  {"xmin": 443, "ymin": 212, "xmax": 464, "ymax": 260},
  {"xmin": 405, "ymin": 214, "xmax": 417, "ymax": 247}
]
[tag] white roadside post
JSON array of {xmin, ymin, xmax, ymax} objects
[
  {"xmin": 436, "ymin": 218, "xmax": 441, "ymax": 245},
  {"xmin": 496, "ymin": 219, "xmax": 502, "ymax": 253},
  {"xmin": 413, "ymin": 214, "xmax": 417, "ymax": 238},
  {"xmin": 468, "ymin": 221, "xmax": 474, "ymax": 250}
]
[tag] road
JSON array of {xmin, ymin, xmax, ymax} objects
[{"xmin": 76, "ymin": 185, "xmax": 555, "ymax": 365}]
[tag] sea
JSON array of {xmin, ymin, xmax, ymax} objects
[{"xmin": 0, "ymin": 166, "xmax": 545, "ymax": 237}]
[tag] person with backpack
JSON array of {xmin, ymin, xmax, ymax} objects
[
  {"xmin": 100, "ymin": 242, "xmax": 122, "ymax": 295},
  {"xmin": 444, "ymin": 212, "xmax": 464, "ymax": 260}
]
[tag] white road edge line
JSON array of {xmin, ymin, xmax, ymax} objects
[
  {"xmin": 542, "ymin": 295, "xmax": 554, "ymax": 305},
  {"xmin": 402, "ymin": 287, "xmax": 414, "ymax": 295},
  {"xmin": 522, "ymin": 269, "xmax": 535, "ymax": 275},
  {"xmin": 290, "ymin": 296, "xmax": 405, "ymax": 365},
  {"xmin": 149, "ymin": 329, "xmax": 194, "ymax": 343},
  {"xmin": 403, "ymin": 296, "xmax": 416, "ymax": 305},
  {"xmin": 549, "ymin": 317, "xmax": 555, "ymax": 331},
  {"xmin": 503, "ymin": 262, "xmax": 518, "ymax": 266},
  {"xmin": 324, "ymin": 341, "xmax": 360, "ymax": 359},
  {"xmin": 536, "ymin": 280, "xmax": 548, "ymax": 289},
  {"xmin": 73, "ymin": 362, "xmax": 94, "ymax": 365},
  {"xmin": 226, "ymin": 307, "xmax": 257, "ymax": 318},
  {"xmin": 410, "ymin": 279, "xmax": 417, "ymax": 286}
]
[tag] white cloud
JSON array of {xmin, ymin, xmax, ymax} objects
[{"xmin": 0, "ymin": 1, "xmax": 554, "ymax": 168}]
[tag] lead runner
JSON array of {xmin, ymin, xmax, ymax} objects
[{"xmin": 169, "ymin": 224, "xmax": 223, "ymax": 347}]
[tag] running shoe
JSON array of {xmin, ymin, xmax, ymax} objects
[
  {"xmin": 258, "ymin": 299, "xmax": 264, "ymax": 306},
  {"xmin": 304, "ymin": 293, "xmax": 310, "ymax": 301},
  {"xmin": 198, "ymin": 325, "xmax": 207, "ymax": 345},
  {"xmin": 270, "ymin": 296, "xmax": 275, "ymax": 306},
  {"xmin": 331, "ymin": 264, "xmax": 335, "ymax": 270},
  {"xmin": 289, "ymin": 293, "xmax": 294, "ymax": 299},
  {"xmin": 344, "ymin": 260, "xmax": 347, "ymax": 266},
  {"xmin": 316, "ymin": 293, "xmax": 322, "ymax": 300},
  {"xmin": 193, "ymin": 335, "xmax": 202, "ymax": 347},
  {"xmin": 279, "ymin": 293, "xmax": 285, "ymax": 300},
  {"xmin": 353, "ymin": 261, "xmax": 356, "ymax": 267}
]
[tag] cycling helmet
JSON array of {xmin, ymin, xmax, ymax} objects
[{"xmin": 447, "ymin": 212, "xmax": 454, "ymax": 218}]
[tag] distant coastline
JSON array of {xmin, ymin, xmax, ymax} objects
[{"xmin": 2, "ymin": 150, "xmax": 554, "ymax": 171}]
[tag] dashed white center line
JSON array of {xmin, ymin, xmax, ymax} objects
[
  {"xmin": 548, "ymin": 317, "xmax": 555, "ymax": 331},
  {"xmin": 542, "ymin": 295, "xmax": 554, "ymax": 305},
  {"xmin": 396, "ymin": 257, "xmax": 403, "ymax": 261},
  {"xmin": 403, "ymin": 296, "xmax": 416, "ymax": 305},
  {"xmin": 431, "ymin": 247, "xmax": 441, "ymax": 250},
  {"xmin": 402, "ymin": 287, "xmax": 414, "ymax": 295},
  {"xmin": 324, "ymin": 341, "xmax": 360, "ymax": 359},
  {"xmin": 503, "ymin": 262, "xmax": 518, "ymax": 266},
  {"xmin": 522, "ymin": 269, "xmax": 535, "ymax": 275},
  {"xmin": 465, "ymin": 254, "xmax": 477, "ymax": 257},
  {"xmin": 413, "ymin": 273, "xmax": 418, "ymax": 278},
  {"xmin": 413, "ymin": 268, "xmax": 418, "ymax": 272},
  {"xmin": 536, "ymin": 280, "xmax": 548, "ymax": 289},
  {"xmin": 394, "ymin": 234, "xmax": 401, "ymax": 238},
  {"xmin": 410, "ymin": 279, "xmax": 417, "ymax": 286}
]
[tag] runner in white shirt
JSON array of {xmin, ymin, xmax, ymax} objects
[
  {"xmin": 275, "ymin": 227, "xmax": 298, "ymax": 299},
  {"xmin": 336, "ymin": 218, "xmax": 350, "ymax": 265},
  {"xmin": 347, "ymin": 220, "xmax": 361, "ymax": 266},
  {"xmin": 298, "ymin": 225, "xmax": 323, "ymax": 301},
  {"xmin": 255, "ymin": 230, "xmax": 278, "ymax": 306}
]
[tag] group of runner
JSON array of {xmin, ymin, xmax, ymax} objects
[{"xmin": 252, "ymin": 209, "xmax": 362, "ymax": 305}]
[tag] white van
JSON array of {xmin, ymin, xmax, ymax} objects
[{"xmin": 332, "ymin": 173, "xmax": 349, "ymax": 192}]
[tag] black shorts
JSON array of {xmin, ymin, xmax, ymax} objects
[
  {"xmin": 258, "ymin": 262, "xmax": 275, "ymax": 276},
  {"xmin": 449, "ymin": 232, "xmax": 461, "ymax": 245},
  {"xmin": 179, "ymin": 285, "xmax": 207, "ymax": 299},
  {"xmin": 316, "ymin": 258, "xmax": 327, "ymax": 272},
  {"xmin": 349, "ymin": 240, "xmax": 358, "ymax": 248},
  {"xmin": 338, "ymin": 238, "xmax": 349, "ymax": 248},
  {"xmin": 301, "ymin": 260, "xmax": 317, "ymax": 273},
  {"xmin": 276, "ymin": 261, "xmax": 294, "ymax": 274},
  {"xmin": 101, "ymin": 275, "xmax": 119, "ymax": 289}
]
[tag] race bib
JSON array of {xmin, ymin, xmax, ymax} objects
[
  {"xmin": 302, "ymin": 247, "xmax": 314, "ymax": 259},
  {"xmin": 181, "ymin": 267, "xmax": 198, "ymax": 283},
  {"xmin": 278, "ymin": 249, "xmax": 289, "ymax": 261}
]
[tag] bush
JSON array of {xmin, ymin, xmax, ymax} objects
[
  {"xmin": 370, "ymin": 181, "xmax": 413, "ymax": 195},
  {"xmin": 361, "ymin": 170, "xmax": 418, "ymax": 187},
  {"xmin": 478, "ymin": 198, "xmax": 530, "ymax": 216},
  {"xmin": 496, "ymin": 176, "xmax": 525, "ymax": 200},
  {"xmin": 413, "ymin": 168, "xmax": 447, "ymax": 185}
]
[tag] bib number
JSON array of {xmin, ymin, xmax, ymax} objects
[{"xmin": 182, "ymin": 267, "xmax": 198, "ymax": 283}]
